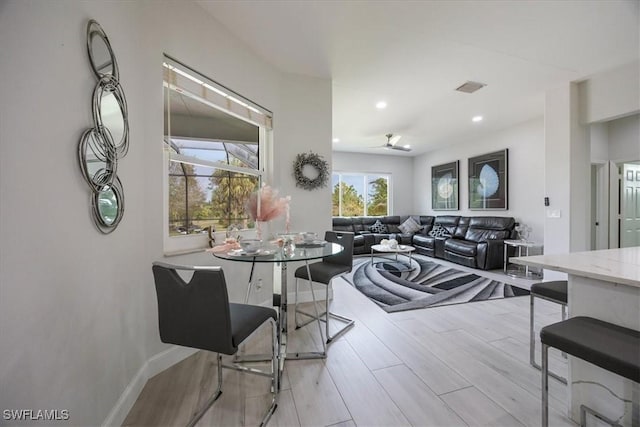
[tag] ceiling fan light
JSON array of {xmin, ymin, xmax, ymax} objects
[{"xmin": 403, "ymin": 144, "xmax": 411, "ymax": 149}]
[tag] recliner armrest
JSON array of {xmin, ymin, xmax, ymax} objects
[{"xmin": 477, "ymin": 239, "xmax": 507, "ymax": 270}]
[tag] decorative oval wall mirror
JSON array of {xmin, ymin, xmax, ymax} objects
[
  {"xmin": 86, "ymin": 20, "xmax": 119, "ymax": 80},
  {"xmin": 79, "ymin": 19, "xmax": 129, "ymax": 234}
]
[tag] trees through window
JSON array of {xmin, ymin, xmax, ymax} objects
[
  {"xmin": 332, "ymin": 173, "xmax": 390, "ymax": 216},
  {"xmin": 164, "ymin": 57, "xmax": 271, "ymax": 242}
]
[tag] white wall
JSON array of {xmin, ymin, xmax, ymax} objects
[
  {"xmin": 413, "ymin": 118, "xmax": 545, "ymax": 243},
  {"xmin": 590, "ymin": 114, "xmax": 640, "ymax": 163},
  {"xmin": 332, "ymin": 152, "xmax": 415, "ymax": 215},
  {"xmin": 579, "ymin": 61, "xmax": 640, "ymax": 124},
  {"xmin": 0, "ymin": 1, "xmax": 331, "ymax": 425},
  {"xmin": 608, "ymin": 114, "xmax": 640, "ymax": 162},
  {"xmin": 590, "ymin": 123, "xmax": 609, "ymax": 162}
]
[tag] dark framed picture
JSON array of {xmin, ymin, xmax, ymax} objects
[
  {"xmin": 431, "ymin": 161, "xmax": 459, "ymax": 210},
  {"xmin": 468, "ymin": 149, "xmax": 508, "ymax": 210}
]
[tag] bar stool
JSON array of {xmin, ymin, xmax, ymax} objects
[
  {"xmin": 540, "ymin": 317, "xmax": 640, "ymax": 427},
  {"xmin": 530, "ymin": 280, "xmax": 567, "ymax": 383}
]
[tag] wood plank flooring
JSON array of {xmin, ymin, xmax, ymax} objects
[{"xmin": 124, "ymin": 264, "xmax": 574, "ymax": 427}]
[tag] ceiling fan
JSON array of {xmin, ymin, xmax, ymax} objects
[{"xmin": 380, "ymin": 133, "xmax": 411, "ymax": 152}]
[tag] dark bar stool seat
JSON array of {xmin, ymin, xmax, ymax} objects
[
  {"xmin": 530, "ymin": 280, "xmax": 568, "ymax": 383},
  {"xmin": 540, "ymin": 316, "xmax": 640, "ymax": 427}
]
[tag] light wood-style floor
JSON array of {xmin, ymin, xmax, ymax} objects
[{"xmin": 124, "ymin": 263, "xmax": 574, "ymax": 427}]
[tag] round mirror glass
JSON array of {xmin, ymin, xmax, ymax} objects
[
  {"xmin": 97, "ymin": 186, "xmax": 118, "ymax": 226},
  {"xmin": 93, "ymin": 79, "xmax": 128, "ymax": 157},
  {"xmin": 100, "ymin": 91, "xmax": 125, "ymax": 150},
  {"xmin": 87, "ymin": 21, "xmax": 118, "ymax": 80}
]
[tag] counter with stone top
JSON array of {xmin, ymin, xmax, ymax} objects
[{"xmin": 512, "ymin": 247, "xmax": 639, "ymax": 426}]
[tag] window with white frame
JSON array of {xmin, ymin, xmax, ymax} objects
[
  {"xmin": 163, "ymin": 56, "xmax": 272, "ymax": 250},
  {"xmin": 332, "ymin": 172, "xmax": 390, "ymax": 216}
]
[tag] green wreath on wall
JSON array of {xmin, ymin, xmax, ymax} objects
[{"xmin": 293, "ymin": 151, "xmax": 329, "ymax": 191}]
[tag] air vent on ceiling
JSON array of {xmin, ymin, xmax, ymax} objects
[{"xmin": 455, "ymin": 81, "xmax": 486, "ymax": 94}]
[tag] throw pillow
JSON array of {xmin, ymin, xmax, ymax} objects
[
  {"xmin": 428, "ymin": 224, "xmax": 450, "ymax": 238},
  {"xmin": 398, "ymin": 217, "xmax": 421, "ymax": 234},
  {"xmin": 368, "ymin": 219, "xmax": 388, "ymax": 234}
]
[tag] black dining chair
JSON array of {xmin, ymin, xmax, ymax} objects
[
  {"xmin": 293, "ymin": 231, "xmax": 355, "ymax": 354},
  {"xmin": 152, "ymin": 262, "xmax": 279, "ymax": 427}
]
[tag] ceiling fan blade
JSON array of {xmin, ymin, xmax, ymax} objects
[
  {"xmin": 390, "ymin": 144, "xmax": 411, "ymax": 152},
  {"xmin": 388, "ymin": 134, "xmax": 402, "ymax": 146}
]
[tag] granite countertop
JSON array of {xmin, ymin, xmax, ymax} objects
[{"xmin": 510, "ymin": 246, "xmax": 640, "ymax": 287}]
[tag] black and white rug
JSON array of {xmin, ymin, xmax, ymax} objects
[{"xmin": 343, "ymin": 254, "xmax": 530, "ymax": 313}]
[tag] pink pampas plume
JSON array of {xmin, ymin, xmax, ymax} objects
[{"xmin": 246, "ymin": 184, "xmax": 291, "ymax": 222}]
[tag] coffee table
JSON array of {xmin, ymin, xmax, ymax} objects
[{"xmin": 370, "ymin": 244, "xmax": 416, "ymax": 272}]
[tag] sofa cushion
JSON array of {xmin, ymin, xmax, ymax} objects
[
  {"xmin": 444, "ymin": 239, "xmax": 477, "ymax": 257},
  {"xmin": 383, "ymin": 216, "xmax": 402, "ymax": 233},
  {"xmin": 428, "ymin": 224, "xmax": 450, "ymax": 238},
  {"xmin": 368, "ymin": 219, "xmax": 388, "ymax": 233},
  {"xmin": 333, "ymin": 217, "xmax": 355, "ymax": 233},
  {"xmin": 358, "ymin": 217, "xmax": 377, "ymax": 233},
  {"xmin": 412, "ymin": 234, "xmax": 435, "ymax": 247},
  {"xmin": 434, "ymin": 215, "xmax": 461, "ymax": 235},
  {"xmin": 398, "ymin": 217, "xmax": 421, "ymax": 234}
]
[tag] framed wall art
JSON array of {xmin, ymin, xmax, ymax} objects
[
  {"xmin": 468, "ymin": 149, "xmax": 508, "ymax": 210},
  {"xmin": 431, "ymin": 161, "xmax": 459, "ymax": 210}
]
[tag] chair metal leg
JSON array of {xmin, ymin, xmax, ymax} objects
[
  {"xmin": 580, "ymin": 404, "xmax": 624, "ymax": 427},
  {"xmin": 530, "ymin": 294, "xmax": 567, "ymax": 384},
  {"xmin": 185, "ymin": 353, "xmax": 223, "ymax": 427},
  {"xmin": 259, "ymin": 318, "xmax": 279, "ymax": 427},
  {"xmin": 198, "ymin": 321, "xmax": 280, "ymax": 427},
  {"xmin": 325, "ymin": 280, "xmax": 355, "ymax": 343},
  {"xmin": 306, "ymin": 264, "xmax": 327, "ymax": 355},
  {"xmin": 632, "ymin": 381, "xmax": 639, "ymax": 427},
  {"xmin": 542, "ymin": 343, "xmax": 549, "ymax": 427},
  {"xmin": 530, "ymin": 294, "xmax": 535, "ymax": 367},
  {"xmin": 561, "ymin": 304, "xmax": 568, "ymax": 359}
]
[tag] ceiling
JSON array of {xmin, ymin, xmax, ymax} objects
[{"xmin": 197, "ymin": 0, "xmax": 639, "ymax": 156}]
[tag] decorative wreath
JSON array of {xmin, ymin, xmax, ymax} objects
[{"xmin": 293, "ymin": 151, "xmax": 329, "ymax": 191}]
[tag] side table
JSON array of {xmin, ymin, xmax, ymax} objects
[{"xmin": 503, "ymin": 239, "xmax": 543, "ymax": 279}]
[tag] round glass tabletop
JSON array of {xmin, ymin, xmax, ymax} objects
[{"xmin": 211, "ymin": 242, "xmax": 343, "ymax": 263}]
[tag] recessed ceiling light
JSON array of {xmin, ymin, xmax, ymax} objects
[
  {"xmin": 332, "ymin": 138, "xmax": 340, "ymax": 143},
  {"xmin": 376, "ymin": 101, "xmax": 387, "ymax": 109},
  {"xmin": 472, "ymin": 115, "xmax": 483, "ymax": 122}
]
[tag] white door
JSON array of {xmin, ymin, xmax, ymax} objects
[{"xmin": 620, "ymin": 163, "xmax": 640, "ymax": 247}]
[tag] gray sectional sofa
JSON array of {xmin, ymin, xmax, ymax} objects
[{"xmin": 332, "ymin": 215, "xmax": 516, "ymax": 270}]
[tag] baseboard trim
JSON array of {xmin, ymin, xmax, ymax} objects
[{"xmin": 102, "ymin": 346, "xmax": 198, "ymax": 426}]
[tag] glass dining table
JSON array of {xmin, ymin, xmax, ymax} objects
[{"xmin": 211, "ymin": 241, "xmax": 344, "ymax": 380}]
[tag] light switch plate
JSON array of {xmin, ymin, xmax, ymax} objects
[{"xmin": 546, "ymin": 209, "xmax": 561, "ymax": 218}]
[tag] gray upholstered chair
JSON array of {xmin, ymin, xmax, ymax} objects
[
  {"xmin": 152, "ymin": 262, "xmax": 278, "ymax": 427},
  {"xmin": 530, "ymin": 280, "xmax": 567, "ymax": 383},
  {"xmin": 294, "ymin": 231, "xmax": 355, "ymax": 354}
]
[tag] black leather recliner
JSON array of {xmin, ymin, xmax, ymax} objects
[
  {"xmin": 412, "ymin": 215, "xmax": 460, "ymax": 258},
  {"xmin": 443, "ymin": 216, "xmax": 516, "ymax": 270}
]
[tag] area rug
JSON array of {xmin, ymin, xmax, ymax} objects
[{"xmin": 343, "ymin": 254, "xmax": 530, "ymax": 313}]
